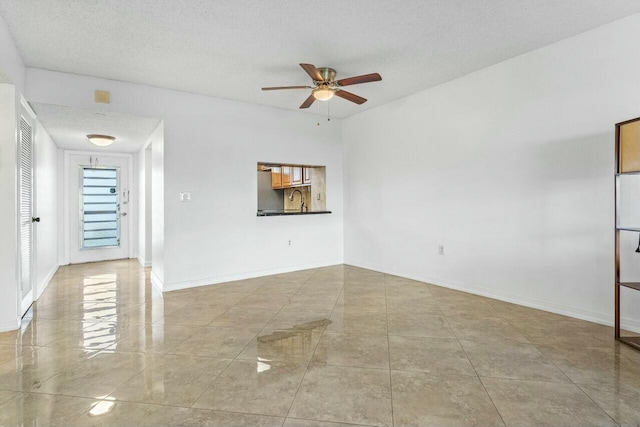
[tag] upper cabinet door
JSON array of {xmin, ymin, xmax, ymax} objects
[
  {"xmin": 271, "ymin": 167, "xmax": 282, "ymax": 188},
  {"xmin": 281, "ymin": 166, "xmax": 292, "ymax": 187},
  {"xmin": 620, "ymin": 120, "xmax": 640, "ymax": 172},
  {"xmin": 303, "ymin": 167, "xmax": 311, "ymax": 184},
  {"xmin": 292, "ymin": 166, "xmax": 303, "ymax": 185}
]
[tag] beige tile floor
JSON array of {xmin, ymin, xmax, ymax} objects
[{"xmin": 0, "ymin": 259, "xmax": 638, "ymax": 426}]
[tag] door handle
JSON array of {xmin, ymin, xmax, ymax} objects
[
  {"xmin": 121, "ymin": 212, "xmax": 127, "ymax": 216},
  {"xmin": 32, "ymin": 217, "xmax": 40, "ymax": 223}
]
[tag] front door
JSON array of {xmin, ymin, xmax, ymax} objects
[{"xmin": 68, "ymin": 154, "xmax": 130, "ymax": 264}]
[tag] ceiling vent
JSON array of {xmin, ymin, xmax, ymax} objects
[{"xmin": 94, "ymin": 90, "xmax": 110, "ymax": 104}]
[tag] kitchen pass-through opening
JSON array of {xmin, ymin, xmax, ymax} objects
[{"xmin": 256, "ymin": 163, "xmax": 328, "ymax": 216}]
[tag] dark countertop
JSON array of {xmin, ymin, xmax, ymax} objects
[{"xmin": 257, "ymin": 209, "xmax": 332, "ymax": 217}]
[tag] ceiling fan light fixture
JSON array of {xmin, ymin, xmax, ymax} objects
[
  {"xmin": 312, "ymin": 87, "xmax": 335, "ymax": 101},
  {"xmin": 86, "ymin": 134, "xmax": 116, "ymax": 147}
]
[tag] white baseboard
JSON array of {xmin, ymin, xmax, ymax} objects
[
  {"xmin": 346, "ymin": 260, "xmax": 640, "ymax": 334},
  {"xmin": 0, "ymin": 318, "xmax": 20, "ymax": 334},
  {"xmin": 163, "ymin": 259, "xmax": 344, "ymax": 293},
  {"xmin": 36, "ymin": 264, "xmax": 59, "ymax": 300},
  {"xmin": 137, "ymin": 256, "xmax": 152, "ymax": 268},
  {"xmin": 150, "ymin": 270, "xmax": 163, "ymax": 295},
  {"xmin": 2, "ymin": 264, "xmax": 59, "ymax": 334}
]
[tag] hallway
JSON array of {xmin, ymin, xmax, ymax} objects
[{"xmin": 0, "ymin": 260, "xmax": 638, "ymax": 426}]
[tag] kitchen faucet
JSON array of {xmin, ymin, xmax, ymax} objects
[{"xmin": 289, "ymin": 189, "xmax": 305, "ymax": 212}]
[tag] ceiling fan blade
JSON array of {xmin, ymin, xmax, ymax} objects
[
  {"xmin": 262, "ymin": 86, "xmax": 313, "ymax": 91},
  {"xmin": 336, "ymin": 73, "xmax": 382, "ymax": 87},
  {"xmin": 300, "ymin": 63, "xmax": 324, "ymax": 82},
  {"xmin": 299, "ymin": 94, "xmax": 316, "ymax": 109},
  {"xmin": 335, "ymin": 90, "xmax": 367, "ymax": 105}
]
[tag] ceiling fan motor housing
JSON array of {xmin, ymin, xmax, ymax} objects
[{"xmin": 317, "ymin": 67, "xmax": 337, "ymax": 83}]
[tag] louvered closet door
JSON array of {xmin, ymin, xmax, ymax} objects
[{"xmin": 19, "ymin": 116, "xmax": 34, "ymax": 309}]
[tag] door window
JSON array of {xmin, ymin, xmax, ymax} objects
[{"xmin": 81, "ymin": 167, "xmax": 120, "ymax": 249}]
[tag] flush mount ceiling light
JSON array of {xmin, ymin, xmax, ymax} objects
[
  {"xmin": 86, "ymin": 134, "xmax": 115, "ymax": 147},
  {"xmin": 312, "ymin": 86, "xmax": 335, "ymax": 101}
]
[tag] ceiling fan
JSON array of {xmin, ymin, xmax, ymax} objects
[{"xmin": 262, "ymin": 63, "xmax": 382, "ymax": 109}]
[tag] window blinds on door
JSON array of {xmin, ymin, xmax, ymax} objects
[{"xmin": 81, "ymin": 168, "xmax": 120, "ymax": 249}]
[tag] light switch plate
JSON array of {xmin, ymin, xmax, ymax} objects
[{"xmin": 179, "ymin": 192, "xmax": 191, "ymax": 202}]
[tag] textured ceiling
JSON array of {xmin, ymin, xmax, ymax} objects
[
  {"xmin": 31, "ymin": 103, "xmax": 161, "ymax": 153},
  {"xmin": 2, "ymin": 1, "xmax": 640, "ymax": 118}
]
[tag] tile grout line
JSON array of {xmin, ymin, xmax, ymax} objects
[
  {"xmin": 6, "ymin": 264, "xmax": 175, "ymax": 421},
  {"xmin": 282, "ymin": 266, "xmax": 352, "ymax": 423},
  {"xmin": 67, "ymin": 396, "xmax": 289, "ymax": 425},
  {"xmin": 475, "ymin": 376, "xmax": 508, "ymax": 427},
  {"xmin": 275, "ymin": 270, "xmax": 325, "ymax": 427},
  {"xmin": 25, "ymin": 265, "xmax": 324, "ymax": 422},
  {"xmin": 9, "ymin": 262, "xmax": 638, "ymax": 426},
  {"xmin": 286, "ymin": 415, "xmax": 377, "ymax": 427},
  {"xmin": 456, "ymin": 329, "xmax": 508, "ymax": 427},
  {"xmin": 383, "ymin": 273, "xmax": 395, "ymax": 427},
  {"xmin": 573, "ymin": 383, "xmax": 621, "ymax": 427},
  {"xmin": 95, "ymin": 283, "xmax": 259, "ymax": 408},
  {"xmin": 99, "ymin": 272, "xmax": 268, "ymax": 413},
  {"xmin": 183, "ymin": 268, "xmax": 322, "ymax": 416},
  {"xmin": 185, "ymin": 272, "xmax": 314, "ymax": 412},
  {"xmin": 524, "ymin": 340, "xmax": 622, "ymax": 427}
]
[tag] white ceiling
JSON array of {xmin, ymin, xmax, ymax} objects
[
  {"xmin": 2, "ymin": 1, "xmax": 640, "ymax": 118},
  {"xmin": 30, "ymin": 103, "xmax": 161, "ymax": 153}
]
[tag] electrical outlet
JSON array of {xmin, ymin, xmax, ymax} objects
[
  {"xmin": 288, "ymin": 240, "xmax": 291, "ymax": 246},
  {"xmin": 179, "ymin": 192, "xmax": 191, "ymax": 202},
  {"xmin": 438, "ymin": 245, "xmax": 444, "ymax": 255}
]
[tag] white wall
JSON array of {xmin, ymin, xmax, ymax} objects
[
  {"xmin": 145, "ymin": 145, "xmax": 152, "ymax": 264},
  {"xmin": 0, "ymin": 14, "xmax": 25, "ymax": 92},
  {"xmin": 343, "ymin": 14, "xmax": 640, "ymax": 331},
  {"xmin": 0, "ymin": 15, "xmax": 59, "ymax": 329},
  {"xmin": 137, "ymin": 130, "xmax": 156, "ymax": 268},
  {"xmin": 131, "ymin": 151, "xmax": 139, "ymax": 262},
  {"xmin": 34, "ymin": 119, "xmax": 59, "ymax": 298},
  {"xmin": 137, "ymin": 141, "xmax": 147, "ymax": 266},
  {"xmin": 150, "ymin": 121, "xmax": 164, "ymax": 289},
  {"xmin": 0, "ymin": 15, "xmax": 26, "ymax": 331},
  {"xmin": 26, "ymin": 71, "xmax": 344, "ymax": 291},
  {"xmin": 0, "ymin": 84, "xmax": 19, "ymax": 332},
  {"xmin": 56, "ymin": 149, "xmax": 64, "ymax": 266}
]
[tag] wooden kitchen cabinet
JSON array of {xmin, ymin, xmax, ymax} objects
[
  {"xmin": 271, "ymin": 167, "xmax": 282, "ymax": 188},
  {"xmin": 620, "ymin": 119, "xmax": 640, "ymax": 172},
  {"xmin": 292, "ymin": 167, "xmax": 303, "ymax": 185},
  {"xmin": 281, "ymin": 166, "xmax": 292, "ymax": 187},
  {"xmin": 271, "ymin": 165, "xmax": 310, "ymax": 189}
]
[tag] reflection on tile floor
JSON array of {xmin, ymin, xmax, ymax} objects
[{"xmin": 0, "ymin": 259, "xmax": 638, "ymax": 426}]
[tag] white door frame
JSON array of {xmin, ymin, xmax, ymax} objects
[
  {"xmin": 17, "ymin": 96, "xmax": 36, "ymax": 315},
  {"xmin": 63, "ymin": 150, "xmax": 134, "ymax": 265}
]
